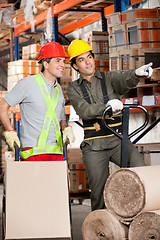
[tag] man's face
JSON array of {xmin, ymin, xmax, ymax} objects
[
  {"xmin": 45, "ymin": 57, "xmax": 66, "ymax": 79},
  {"xmin": 73, "ymin": 51, "xmax": 95, "ymax": 78}
]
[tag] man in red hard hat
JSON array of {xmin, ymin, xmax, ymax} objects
[{"xmin": 0, "ymin": 42, "xmax": 75, "ymax": 161}]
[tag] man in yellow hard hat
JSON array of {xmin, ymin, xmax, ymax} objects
[{"xmin": 67, "ymin": 39, "xmax": 153, "ymax": 211}]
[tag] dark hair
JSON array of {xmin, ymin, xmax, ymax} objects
[
  {"xmin": 41, "ymin": 58, "xmax": 52, "ymax": 72},
  {"xmin": 70, "ymin": 51, "xmax": 94, "ymax": 72}
]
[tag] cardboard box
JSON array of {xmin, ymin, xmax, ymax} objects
[
  {"xmin": 87, "ymin": 31, "xmax": 109, "ymax": 60},
  {"xmin": 69, "ymin": 163, "xmax": 89, "ymax": 193},
  {"xmin": 95, "ymin": 60, "xmax": 109, "ymax": 72},
  {"xmin": 67, "ymin": 148, "xmax": 83, "ymax": 163},
  {"xmin": 108, "ymin": 24, "xmax": 128, "ymax": 52},
  {"xmin": 109, "ymin": 20, "xmax": 160, "ymax": 51},
  {"xmin": 7, "ymin": 60, "xmax": 42, "ymax": 93},
  {"xmin": 22, "ymin": 44, "xmax": 42, "ymax": 60},
  {"xmin": 5, "ymin": 161, "xmax": 71, "ymax": 239},
  {"xmin": 121, "ymin": 8, "xmax": 158, "ymax": 24},
  {"xmin": 106, "ymin": 12, "xmax": 122, "ymax": 28},
  {"xmin": 8, "ymin": 60, "xmax": 41, "ymax": 77},
  {"xmin": 155, "ymin": 94, "xmax": 160, "ymax": 104},
  {"xmin": 109, "ymin": 47, "xmax": 160, "ymax": 73},
  {"xmin": 151, "ymin": 67, "xmax": 160, "ymax": 81},
  {"xmin": 127, "ymin": 20, "xmax": 160, "ymax": 49},
  {"xmin": 136, "ymin": 143, "xmax": 160, "ymax": 166}
]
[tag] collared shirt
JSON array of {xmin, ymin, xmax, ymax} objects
[
  {"xmin": 4, "ymin": 72, "xmax": 66, "ymax": 148},
  {"xmin": 67, "ymin": 69, "xmax": 140, "ymax": 150}
]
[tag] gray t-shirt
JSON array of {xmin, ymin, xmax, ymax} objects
[{"xmin": 4, "ymin": 72, "xmax": 66, "ymax": 148}]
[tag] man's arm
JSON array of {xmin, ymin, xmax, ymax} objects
[
  {"xmin": 0, "ymin": 99, "xmax": 13, "ymax": 130},
  {"xmin": 0, "ymin": 99, "xmax": 20, "ymax": 151},
  {"xmin": 67, "ymin": 82, "xmax": 106, "ymax": 120}
]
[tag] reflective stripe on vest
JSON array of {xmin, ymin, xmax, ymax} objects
[{"xmin": 20, "ymin": 74, "xmax": 63, "ymax": 159}]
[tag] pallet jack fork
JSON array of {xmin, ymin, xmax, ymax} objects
[{"xmin": 102, "ymin": 104, "xmax": 149, "ymax": 168}]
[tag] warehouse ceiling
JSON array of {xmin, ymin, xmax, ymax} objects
[{"xmin": 0, "ymin": 0, "xmax": 114, "ymax": 59}]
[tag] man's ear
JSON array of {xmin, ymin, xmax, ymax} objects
[
  {"xmin": 43, "ymin": 60, "xmax": 48, "ymax": 69},
  {"xmin": 73, "ymin": 63, "xmax": 78, "ymax": 71}
]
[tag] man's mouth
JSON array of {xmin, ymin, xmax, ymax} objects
[{"xmin": 58, "ymin": 68, "xmax": 64, "ymax": 72}]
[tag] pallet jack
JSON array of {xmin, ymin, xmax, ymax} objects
[{"xmin": 102, "ymin": 104, "xmax": 149, "ymax": 167}]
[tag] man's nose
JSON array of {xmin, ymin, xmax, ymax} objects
[{"xmin": 85, "ymin": 59, "xmax": 90, "ymax": 64}]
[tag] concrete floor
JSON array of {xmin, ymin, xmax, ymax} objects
[
  {"xmin": 0, "ymin": 184, "xmax": 91, "ymax": 240},
  {"xmin": 71, "ymin": 199, "xmax": 91, "ymax": 240}
]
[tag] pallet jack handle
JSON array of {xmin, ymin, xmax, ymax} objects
[{"xmin": 102, "ymin": 104, "xmax": 149, "ymax": 168}]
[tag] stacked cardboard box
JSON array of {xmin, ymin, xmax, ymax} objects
[
  {"xmin": 60, "ymin": 76, "xmax": 72, "ymax": 102},
  {"xmin": 67, "ymin": 148, "xmax": 89, "ymax": 193},
  {"xmin": 7, "ymin": 60, "xmax": 42, "ymax": 113},
  {"xmin": 8, "ymin": 60, "xmax": 42, "ymax": 91},
  {"xmin": 85, "ymin": 31, "xmax": 109, "ymax": 72},
  {"xmin": 95, "ymin": 59, "xmax": 109, "ymax": 72},
  {"xmin": 22, "ymin": 44, "xmax": 42, "ymax": 60},
  {"xmin": 22, "ymin": 43, "xmax": 70, "ymax": 61},
  {"xmin": 107, "ymin": 8, "xmax": 160, "ymax": 104},
  {"xmin": 63, "ymin": 45, "xmax": 70, "ymax": 63},
  {"xmin": 107, "ymin": 9, "xmax": 160, "ymax": 72}
]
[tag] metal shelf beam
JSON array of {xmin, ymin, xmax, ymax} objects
[{"xmin": 14, "ymin": 0, "xmax": 84, "ymax": 37}]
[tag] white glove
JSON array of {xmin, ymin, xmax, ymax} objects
[
  {"xmin": 106, "ymin": 99, "xmax": 123, "ymax": 112},
  {"xmin": 3, "ymin": 130, "xmax": 20, "ymax": 152},
  {"xmin": 135, "ymin": 62, "xmax": 153, "ymax": 78},
  {"xmin": 62, "ymin": 126, "xmax": 75, "ymax": 146}
]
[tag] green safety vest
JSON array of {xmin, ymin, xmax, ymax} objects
[{"xmin": 19, "ymin": 74, "xmax": 63, "ymax": 159}]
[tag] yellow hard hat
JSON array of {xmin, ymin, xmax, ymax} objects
[{"xmin": 68, "ymin": 39, "xmax": 93, "ymax": 60}]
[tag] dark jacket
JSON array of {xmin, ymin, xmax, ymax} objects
[{"xmin": 67, "ymin": 69, "xmax": 140, "ymax": 150}]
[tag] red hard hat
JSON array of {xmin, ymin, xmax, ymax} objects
[{"xmin": 38, "ymin": 42, "xmax": 69, "ymax": 62}]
